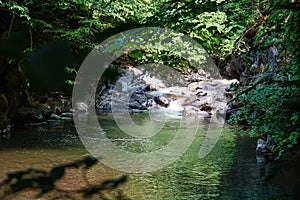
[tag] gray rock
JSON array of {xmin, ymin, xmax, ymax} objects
[
  {"xmin": 256, "ymin": 135, "xmax": 274, "ymax": 157},
  {"xmin": 146, "ymin": 83, "xmax": 161, "ymax": 91},
  {"xmin": 154, "ymin": 96, "xmax": 169, "ymax": 107},
  {"xmin": 32, "ymin": 104, "xmax": 53, "ymax": 119},
  {"xmin": 129, "ymin": 102, "xmax": 147, "ymax": 110},
  {"xmin": 61, "ymin": 112, "xmax": 73, "ymax": 118},
  {"xmin": 49, "ymin": 113, "xmax": 62, "ymax": 120},
  {"xmin": 256, "ymin": 139, "xmax": 268, "ymax": 155},
  {"xmin": 256, "ymin": 154, "xmax": 265, "ymax": 163},
  {"xmin": 183, "ymin": 106, "xmax": 211, "ymax": 118},
  {"xmin": 196, "ymin": 91, "xmax": 207, "ymax": 97},
  {"xmin": 268, "ymin": 46, "xmax": 279, "ymax": 72}
]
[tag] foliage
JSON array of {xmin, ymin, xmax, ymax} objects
[
  {"xmin": 253, "ymin": 0, "xmax": 300, "ymax": 80},
  {"xmin": 1, "ymin": 0, "xmax": 256, "ymax": 91},
  {"xmin": 0, "ymin": 0, "xmax": 163, "ymax": 93},
  {"xmin": 0, "ymin": 156, "xmax": 127, "ymax": 199},
  {"xmin": 228, "ymin": 72, "xmax": 299, "ymax": 156},
  {"xmin": 148, "ymin": 0, "xmax": 254, "ymax": 61},
  {"xmin": 129, "ymin": 50, "xmax": 193, "ymax": 71},
  {"xmin": 228, "ymin": 1, "xmax": 299, "ymax": 158},
  {"xmin": 228, "ymin": 0, "xmax": 300, "ymax": 159}
]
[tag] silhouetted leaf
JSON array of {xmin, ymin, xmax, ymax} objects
[
  {"xmin": 50, "ymin": 166, "xmax": 65, "ymax": 180},
  {"xmin": 84, "ymin": 175, "xmax": 127, "ymax": 197},
  {"xmin": 81, "ymin": 156, "xmax": 98, "ymax": 169},
  {"xmin": 11, "ymin": 179, "xmax": 33, "ymax": 192}
]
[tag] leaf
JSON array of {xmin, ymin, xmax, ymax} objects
[
  {"xmin": 81, "ymin": 156, "xmax": 98, "ymax": 169},
  {"xmin": 130, "ymin": 50, "xmax": 143, "ymax": 59}
]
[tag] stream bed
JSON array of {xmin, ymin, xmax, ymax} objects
[{"xmin": 0, "ymin": 115, "xmax": 299, "ymax": 200}]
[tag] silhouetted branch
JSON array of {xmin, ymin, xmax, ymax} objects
[{"xmin": 0, "ymin": 156, "xmax": 127, "ymax": 200}]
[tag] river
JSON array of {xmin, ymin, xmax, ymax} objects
[{"xmin": 0, "ymin": 114, "xmax": 299, "ymax": 200}]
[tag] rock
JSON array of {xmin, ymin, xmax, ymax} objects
[
  {"xmin": 143, "ymin": 99, "xmax": 156, "ymax": 108},
  {"xmin": 256, "ymin": 154, "xmax": 265, "ymax": 163},
  {"xmin": 127, "ymin": 92, "xmax": 151, "ymax": 111},
  {"xmin": 146, "ymin": 83, "xmax": 161, "ymax": 91},
  {"xmin": 256, "ymin": 139, "xmax": 268, "ymax": 155},
  {"xmin": 183, "ymin": 106, "xmax": 199, "ymax": 115},
  {"xmin": 32, "ymin": 103, "xmax": 53, "ymax": 119},
  {"xmin": 256, "ymin": 135, "xmax": 274, "ymax": 159},
  {"xmin": 183, "ymin": 106, "xmax": 211, "ymax": 118},
  {"xmin": 196, "ymin": 91, "xmax": 207, "ymax": 97},
  {"xmin": 268, "ymin": 46, "xmax": 279, "ymax": 72},
  {"xmin": 62, "ymin": 101, "xmax": 72, "ymax": 113},
  {"xmin": 61, "ymin": 112, "xmax": 73, "ymax": 118},
  {"xmin": 41, "ymin": 92, "xmax": 71, "ymax": 114},
  {"xmin": 189, "ymin": 72, "xmax": 205, "ymax": 82},
  {"xmin": 49, "ymin": 113, "xmax": 62, "ymax": 120},
  {"xmin": 154, "ymin": 96, "xmax": 169, "ymax": 107},
  {"xmin": 0, "ymin": 129, "xmax": 11, "ymax": 139},
  {"xmin": 188, "ymin": 82, "xmax": 206, "ymax": 92},
  {"xmin": 129, "ymin": 102, "xmax": 147, "ymax": 110},
  {"xmin": 127, "ymin": 66, "xmax": 143, "ymax": 75},
  {"xmin": 130, "ymin": 93, "xmax": 146, "ymax": 103},
  {"xmin": 227, "ymin": 100, "xmax": 238, "ymax": 109},
  {"xmin": 199, "ymin": 103, "xmax": 213, "ymax": 112},
  {"xmin": 15, "ymin": 106, "xmax": 45, "ymax": 124},
  {"xmin": 75, "ymin": 102, "xmax": 89, "ymax": 112}
]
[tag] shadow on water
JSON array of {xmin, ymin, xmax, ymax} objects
[
  {"xmin": 0, "ymin": 120, "xmax": 83, "ymax": 150},
  {"xmin": 220, "ymin": 133, "xmax": 300, "ymax": 200}
]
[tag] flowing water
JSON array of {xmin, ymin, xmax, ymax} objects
[{"xmin": 0, "ymin": 115, "xmax": 299, "ymax": 200}]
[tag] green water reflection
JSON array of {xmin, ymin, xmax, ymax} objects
[{"xmin": 0, "ymin": 114, "xmax": 299, "ymax": 199}]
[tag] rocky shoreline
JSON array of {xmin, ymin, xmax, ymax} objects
[
  {"xmin": 0, "ymin": 91, "xmax": 73, "ymax": 139},
  {"xmin": 95, "ymin": 65, "xmax": 238, "ymax": 119},
  {"xmin": 0, "ymin": 64, "xmax": 275, "ymax": 163},
  {"xmin": 1, "ymin": 65, "xmax": 239, "ymax": 136}
]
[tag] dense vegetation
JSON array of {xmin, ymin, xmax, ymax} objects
[
  {"xmin": 227, "ymin": 0, "xmax": 300, "ymax": 159},
  {"xmin": 0, "ymin": 0, "xmax": 299, "ymax": 160}
]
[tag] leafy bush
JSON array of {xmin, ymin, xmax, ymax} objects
[
  {"xmin": 228, "ymin": 0, "xmax": 300, "ymax": 159},
  {"xmin": 228, "ymin": 71, "xmax": 299, "ymax": 158},
  {"xmin": 148, "ymin": 0, "xmax": 254, "ymax": 61}
]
